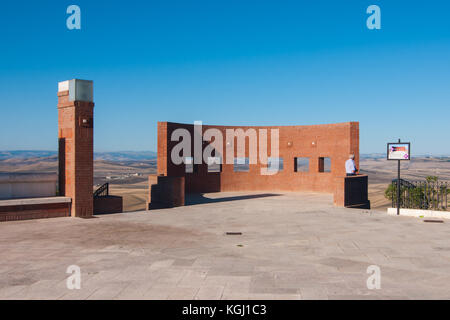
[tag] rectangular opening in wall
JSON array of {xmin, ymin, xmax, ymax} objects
[
  {"xmin": 185, "ymin": 156, "xmax": 194, "ymax": 173},
  {"xmin": 234, "ymin": 157, "xmax": 249, "ymax": 172},
  {"xmin": 267, "ymin": 157, "xmax": 283, "ymax": 172},
  {"xmin": 208, "ymin": 157, "xmax": 222, "ymax": 173},
  {"xmin": 294, "ymin": 157, "xmax": 309, "ymax": 172},
  {"xmin": 318, "ymin": 157, "xmax": 331, "ymax": 172}
]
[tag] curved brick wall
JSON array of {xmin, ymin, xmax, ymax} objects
[{"xmin": 157, "ymin": 121, "xmax": 361, "ymax": 198}]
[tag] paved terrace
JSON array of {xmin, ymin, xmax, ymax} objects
[{"xmin": 1, "ymin": 192, "xmax": 450, "ymax": 300}]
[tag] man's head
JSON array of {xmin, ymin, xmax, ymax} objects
[{"xmin": 349, "ymin": 154, "xmax": 355, "ymax": 160}]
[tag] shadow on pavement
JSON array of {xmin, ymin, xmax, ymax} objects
[{"xmin": 185, "ymin": 193, "xmax": 282, "ymax": 205}]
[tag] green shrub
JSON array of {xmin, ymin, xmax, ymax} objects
[{"xmin": 384, "ymin": 178, "xmax": 448, "ymax": 210}]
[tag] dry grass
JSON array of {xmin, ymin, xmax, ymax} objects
[{"xmin": 108, "ymin": 181, "xmax": 149, "ymax": 212}]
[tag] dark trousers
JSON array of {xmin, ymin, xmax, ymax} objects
[{"xmin": 346, "ymin": 173, "xmax": 356, "ymax": 176}]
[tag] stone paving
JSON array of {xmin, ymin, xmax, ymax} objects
[{"xmin": 1, "ymin": 192, "xmax": 450, "ymax": 300}]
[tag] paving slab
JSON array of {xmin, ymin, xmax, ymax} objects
[{"xmin": 1, "ymin": 192, "xmax": 450, "ymax": 299}]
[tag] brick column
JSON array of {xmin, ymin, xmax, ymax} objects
[{"xmin": 57, "ymin": 79, "xmax": 94, "ymax": 218}]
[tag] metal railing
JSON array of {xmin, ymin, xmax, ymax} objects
[
  {"xmin": 389, "ymin": 179, "xmax": 448, "ymax": 211},
  {"xmin": 93, "ymin": 182, "xmax": 109, "ymax": 198}
]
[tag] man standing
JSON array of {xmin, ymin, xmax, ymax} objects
[{"xmin": 345, "ymin": 154, "xmax": 357, "ymax": 176}]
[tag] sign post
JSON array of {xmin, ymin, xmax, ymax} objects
[
  {"xmin": 387, "ymin": 139, "xmax": 411, "ymax": 215},
  {"xmin": 397, "ymin": 146, "xmax": 400, "ymax": 216}
]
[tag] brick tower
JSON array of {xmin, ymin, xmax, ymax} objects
[{"xmin": 57, "ymin": 79, "xmax": 94, "ymax": 218}]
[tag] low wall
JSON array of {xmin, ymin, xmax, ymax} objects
[
  {"xmin": 0, "ymin": 197, "xmax": 71, "ymax": 222},
  {"xmin": 94, "ymin": 196, "xmax": 123, "ymax": 214},
  {"xmin": 149, "ymin": 174, "xmax": 368, "ymax": 209},
  {"xmin": 148, "ymin": 175, "xmax": 185, "ymax": 209},
  {"xmin": 0, "ymin": 173, "xmax": 57, "ymax": 200},
  {"xmin": 334, "ymin": 175, "xmax": 370, "ymax": 209},
  {"xmin": 387, "ymin": 208, "xmax": 450, "ymax": 219}
]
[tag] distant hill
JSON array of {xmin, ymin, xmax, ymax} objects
[
  {"xmin": 0, "ymin": 151, "xmax": 157, "ymax": 161},
  {"xmin": 360, "ymin": 153, "xmax": 385, "ymax": 159},
  {"xmin": 1, "ymin": 151, "xmax": 447, "ymax": 162},
  {"xmin": 0, "ymin": 151, "xmax": 57, "ymax": 160},
  {"xmin": 360, "ymin": 153, "xmax": 450, "ymax": 160},
  {"xmin": 94, "ymin": 151, "xmax": 157, "ymax": 161}
]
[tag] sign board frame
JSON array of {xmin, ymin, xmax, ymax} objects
[{"xmin": 387, "ymin": 142, "xmax": 411, "ymax": 161}]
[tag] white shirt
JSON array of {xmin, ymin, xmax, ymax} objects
[{"xmin": 345, "ymin": 159, "xmax": 356, "ymax": 174}]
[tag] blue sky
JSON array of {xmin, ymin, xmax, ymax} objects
[{"xmin": 0, "ymin": 1, "xmax": 449, "ymax": 154}]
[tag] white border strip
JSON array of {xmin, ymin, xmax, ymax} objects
[{"xmin": 387, "ymin": 208, "xmax": 450, "ymax": 220}]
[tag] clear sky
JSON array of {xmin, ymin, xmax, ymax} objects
[{"xmin": 0, "ymin": 1, "xmax": 449, "ymax": 155}]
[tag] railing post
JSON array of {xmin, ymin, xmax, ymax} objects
[
  {"xmin": 423, "ymin": 182, "xmax": 426, "ymax": 209},
  {"xmin": 446, "ymin": 182, "xmax": 448, "ymax": 211},
  {"xmin": 445, "ymin": 182, "xmax": 448, "ymax": 211},
  {"xmin": 438, "ymin": 182, "xmax": 440, "ymax": 209},
  {"xmin": 392, "ymin": 182, "xmax": 394, "ymax": 208}
]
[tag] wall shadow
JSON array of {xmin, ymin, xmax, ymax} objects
[
  {"xmin": 185, "ymin": 193, "xmax": 282, "ymax": 206},
  {"xmin": 58, "ymin": 138, "xmax": 65, "ymax": 196}
]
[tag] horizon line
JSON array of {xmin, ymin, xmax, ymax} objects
[{"xmin": 1, "ymin": 150, "xmax": 450, "ymax": 158}]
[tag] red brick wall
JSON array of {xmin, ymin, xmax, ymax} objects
[
  {"xmin": 148, "ymin": 175, "xmax": 185, "ymax": 209},
  {"xmin": 58, "ymin": 91, "xmax": 94, "ymax": 217},
  {"xmin": 157, "ymin": 122, "xmax": 360, "ymax": 202},
  {"xmin": 0, "ymin": 202, "xmax": 70, "ymax": 222},
  {"xmin": 157, "ymin": 122, "xmax": 168, "ymax": 176}
]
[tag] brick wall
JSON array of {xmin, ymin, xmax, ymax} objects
[
  {"xmin": 155, "ymin": 121, "xmax": 363, "ymax": 206},
  {"xmin": 148, "ymin": 175, "xmax": 185, "ymax": 209},
  {"xmin": 0, "ymin": 201, "xmax": 71, "ymax": 222},
  {"xmin": 58, "ymin": 90, "xmax": 94, "ymax": 217}
]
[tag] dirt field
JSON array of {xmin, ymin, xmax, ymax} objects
[{"xmin": 1, "ymin": 155, "xmax": 449, "ymax": 212}]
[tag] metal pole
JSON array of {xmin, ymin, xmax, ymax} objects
[
  {"xmin": 397, "ymin": 138, "xmax": 401, "ymax": 215},
  {"xmin": 445, "ymin": 182, "xmax": 448, "ymax": 211},
  {"xmin": 397, "ymin": 159, "xmax": 400, "ymax": 215}
]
